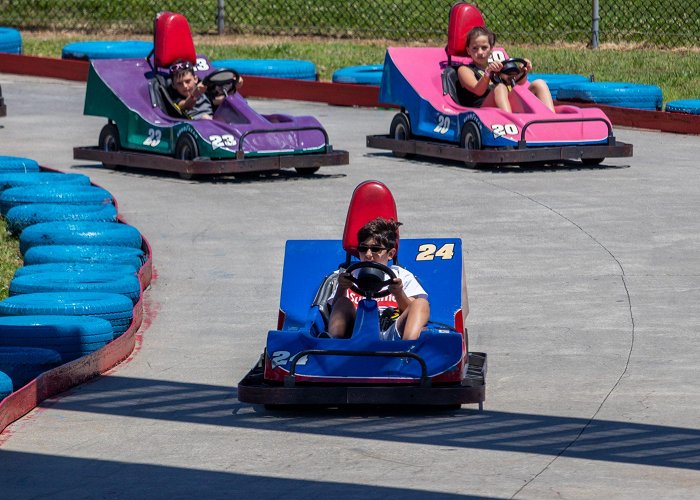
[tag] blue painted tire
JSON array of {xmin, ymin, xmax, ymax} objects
[
  {"xmin": 665, "ymin": 99, "xmax": 700, "ymax": 115},
  {"xmin": 10, "ymin": 271, "xmax": 142, "ymax": 304},
  {"xmin": 212, "ymin": 59, "xmax": 317, "ymax": 80},
  {"xmin": 0, "ymin": 292, "xmax": 134, "ymax": 338},
  {"xmin": 0, "ymin": 185, "xmax": 113, "ymax": 216},
  {"xmin": 62, "ymin": 40, "xmax": 153, "ymax": 60},
  {"xmin": 0, "ymin": 316, "xmax": 113, "ymax": 361},
  {"xmin": 527, "ymin": 73, "xmax": 590, "ymax": 100},
  {"xmin": 23, "ymin": 245, "xmax": 145, "ymax": 270},
  {"xmin": 332, "ymin": 65, "xmax": 383, "ymax": 86},
  {"xmin": 0, "ymin": 27, "xmax": 22, "ymax": 55},
  {"xmin": 5, "ymin": 203, "xmax": 118, "ymax": 234},
  {"xmin": 0, "ymin": 172, "xmax": 90, "ymax": 193},
  {"xmin": 14, "ymin": 262, "xmax": 136, "ymax": 279},
  {"xmin": 0, "ymin": 347, "xmax": 62, "ymax": 389},
  {"xmin": 0, "ymin": 156, "xmax": 39, "ymax": 173},
  {"xmin": 557, "ymin": 82, "xmax": 663, "ymax": 110},
  {"xmin": 19, "ymin": 221, "xmax": 142, "ymax": 255},
  {"xmin": 0, "ymin": 371, "xmax": 12, "ymax": 399}
]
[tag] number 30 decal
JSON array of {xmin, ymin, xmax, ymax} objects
[{"xmin": 416, "ymin": 243, "xmax": 455, "ymax": 261}]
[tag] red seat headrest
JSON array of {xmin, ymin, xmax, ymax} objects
[
  {"xmin": 446, "ymin": 2, "xmax": 486, "ymax": 58},
  {"xmin": 342, "ymin": 181, "xmax": 399, "ymax": 258},
  {"xmin": 153, "ymin": 11, "xmax": 197, "ymax": 69}
]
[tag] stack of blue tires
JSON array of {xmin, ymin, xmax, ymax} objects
[{"xmin": 0, "ymin": 156, "xmax": 147, "ymax": 399}]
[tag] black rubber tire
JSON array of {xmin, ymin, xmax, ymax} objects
[
  {"xmin": 175, "ymin": 133, "xmax": 199, "ymax": 161},
  {"xmin": 460, "ymin": 121, "xmax": 482, "ymax": 168},
  {"xmin": 389, "ymin": 113, "xmax": 412, "ymax": 159},
  {"xmin": 98, "ymin": 123, "xmax": 121, "ymax": 169}
]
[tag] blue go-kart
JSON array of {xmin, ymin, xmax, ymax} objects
[{"xmin": 237, "ymin": 180, "xmax": 486, "ymax": 408}]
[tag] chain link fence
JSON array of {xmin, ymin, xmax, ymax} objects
[{"xmin": 1, "ymin": 0, "xmax": 698, "ymax": 47}]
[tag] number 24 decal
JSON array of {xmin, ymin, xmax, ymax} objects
[{"xmin": 416, "ymin": 243, "xmax": 455, "ymax": 261}]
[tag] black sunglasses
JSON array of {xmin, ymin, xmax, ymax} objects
[{"xmin": 357, "ymin": 245, "xmax": 388, "ymax": 253}]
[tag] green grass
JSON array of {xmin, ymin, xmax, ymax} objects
[{"xmin": 0, "ymin": 218, "xmax": 21, "ymax": 300}]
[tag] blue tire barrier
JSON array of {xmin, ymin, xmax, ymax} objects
[
  {"xmin": 0, "ymin": 371, "xmax": 12, "ymax": 400},
  {"xmin": 62, "ymin": 40, "xmax": 153, "ymax": 60},
  {"xmin": 557, "ymin": 82, "xmax": 663, "ymax": 111},
  {"xmin": 212, "ymin": 59, "xmax": 317, "ymax": 80},
  {"xmin": 332, "ymin": 65, "xmax": 384, "ymax": 86},
  {"xmin": 0, "ymin": 315, "xmax": 113, "ymax": 362},
  {"xmin": 5, "ymin": 203, "xmax": 118, "ymax": 234},
  {"xmin": 0, "ymin": 172, "xmax": 91, "ymax": 193},
  {"xmin": 23, "ymin": 245, "xmax": 145, "ymax": 270},
  {"xmin": 14, "ymin": 262, "xmax": 136, "ymax": 279},
  {"xmin": 0, "ymin": 185, "xmax": 113, "ymax": 216},
  {"xmin": 0, "ymin": 27, "xmax": 22, "ymax": 55},
  {"xmin": 0, "ymin": 292, "xmax": 134, "ymax": 338},
  {"xmin": 10, "ymin": 271, "xmax": 142, "ymax": 304},
  {"xmin": 527, "ymin": 73, "xmax": 590, "ymax": 100},
  {"xmin": 665, "ymin": 99, "xmax": 700, "ymax": 115},
  {"xmin": 0, "ymin": 347, "xmax": 62, "ymax": 389},
  {"xmin": 19, "ymin": 221, "xmax": 142, "ymax": 255},
  {"xmin": 0, "ymin": 156, "xmax": 40, "ymax": 173}
]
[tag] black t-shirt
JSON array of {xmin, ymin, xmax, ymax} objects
[{"xmin": 456, "ymin": 63, "xmax": 492, "ymax": 108}]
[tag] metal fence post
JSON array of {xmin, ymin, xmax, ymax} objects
[
  {"xmin": 591, "ymin": 0, "xmax": 600, "ymax": 48},
  {"xmin": 217, "ymin": 0, "xmax": 225, "ymax": 35}
]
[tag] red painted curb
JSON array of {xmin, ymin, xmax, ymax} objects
[{"xmin": 3, "ymin": 53, "xmax": 697, "ymax": 135}]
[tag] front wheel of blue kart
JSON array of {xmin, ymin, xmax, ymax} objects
[
  {"xmin": 460, "ymin": 121, "xmax": 482, "ymax": 169},
  {"xmin": 98, "ymin": 123, "xmax": 121, "ymax": 169},
  {"xmin": 389, "ymin": 113, "xmax": 413, "ymax": 159}
]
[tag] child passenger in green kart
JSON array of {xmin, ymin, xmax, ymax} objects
[
  {"xmin": 328, "ymin": 217, "xmax": 430, "ymax": 341},
  {"xmin": 168, "ymin": 60, "xmax": 243, "ymax": 120}
]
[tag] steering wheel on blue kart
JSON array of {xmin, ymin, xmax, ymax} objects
[
  {"xmin": 344, "ymin": 261, "xmax": 397, "ymax": 299},
  {"xmin": 490, "ymin": 58, "xmax": 528, "ymax": 86},
  {"xmin": 202, "ymin": 68, "xmax": 241, "ymax": 96}
]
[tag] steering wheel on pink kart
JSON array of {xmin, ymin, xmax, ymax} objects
[
  {"xmin": 202, "ymin": 68, "xmax": 241, "ymax": 96},
  {"xmin": 344, "ymin": 261, "xmax": 397, "ymax": 299},
  {"xmin": 490, "ymin": 58, "xmax": 528, "ymax": 86}
]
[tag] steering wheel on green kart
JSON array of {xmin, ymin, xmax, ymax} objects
[
  {"xmin": 344, "ymin": 261, "xmax": 397, "ymax": 299},
  {"xmin": 202, "ymin": 68, "xmax": 241, "ymax": 97},
  {"xmin": 490, "ymin": 58, "xmax": 528, "ymax": 86}
]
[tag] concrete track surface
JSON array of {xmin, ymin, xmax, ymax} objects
[{"xmin": 0, "ymin": 75, "xmax": 699, "ymax": 499}]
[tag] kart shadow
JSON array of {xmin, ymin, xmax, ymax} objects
[
  {"xmin": 71, "ymin": 162, "xmax": 346, "ymax": 183},
  {"xmin": 29, "ymin": 374, "xmax": 700, "ymax": 472},
  {"xmin": 364, "ymin": 152, "xmax": 631, "ymax": 173}
]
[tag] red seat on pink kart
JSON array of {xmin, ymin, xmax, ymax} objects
[
  {"xmin": 342, "ymin": 180, "xmax": 399, "ymax": 259},
  {"xmin": 446, "ymin": 2, "xmax": 485, "ymax": 60},
  {"xmin": 153, "ymin": 11, "xmax": 196, "ymax": 69}
]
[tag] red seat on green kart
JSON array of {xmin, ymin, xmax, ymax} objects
[{"xmin": 153, "ymin": 11, "xmax": 196, "ymax": 70}]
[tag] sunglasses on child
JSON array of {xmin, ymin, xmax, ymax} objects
[
  {"xmin": 357, "ymin": 245, "xmax": 388, "ymax": 253},
  {"xmin": 169, "ymin": 61, "xmax": 193, "ymax": 73}
]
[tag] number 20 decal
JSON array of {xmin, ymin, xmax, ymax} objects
[
  {"xmin": 143, "ymin": 128, "xmax": 162, "ymax": 147},
  {"xmin": 433, "ymin": 115, "xmax": 450, "ymax": 134},
  {"xmin": 491, "ymin": 123, "xmax": 519, "ymax": 138},
  {"xmin": 271, "ymin": 351, "xmax": 308, "ymax": 368},
  {"xmin": 416, "ymin": 243, "xmax": 455, "ymax": 261}
]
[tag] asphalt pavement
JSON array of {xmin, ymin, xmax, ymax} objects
[{"xmin": 0, "ymin": 74, "xmax": 699, "ymax": 499}]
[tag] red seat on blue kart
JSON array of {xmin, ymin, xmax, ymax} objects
[
  {"xmin": 153, "ymin": 11, "xmax": 196, "ymax": 69},
  {"xmin": 342, "ymin": 180, "xmax": 399, "ymax": 261}
]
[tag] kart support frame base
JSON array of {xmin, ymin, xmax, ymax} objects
[
  {"xmin": 237, "ymin": 352, "xmax": 487, "ymax": 409},
  {"xmin": 366, "ymin": 134, "xmax": 633, "ymax": 165},
  {"xmin": 73, "ymin": 146, "xmax": 349, "ymax": 178}
]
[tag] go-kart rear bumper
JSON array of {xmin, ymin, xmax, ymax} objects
[
  {"xmin": 237, "ymin": 352, "xmax": 487, "ymax": 408},
  {"xmin": 366, "ymin": 134, "xmax": 632, "ymax": 165},
  {"xmin": 73, "ymin": 146, "xmax": 349, "ymax": 177}
]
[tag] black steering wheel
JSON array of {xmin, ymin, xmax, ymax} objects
[
  {"xmin": 344, "ymin": 261, "xmax": 397, "ymax": 299},
  {"xmin": 490, "ymin": 58, "xmax": 528, "ymax": 85},
  {"xmin": 202, "ymin": 68, "xmax": 241, "ymax": 97}
]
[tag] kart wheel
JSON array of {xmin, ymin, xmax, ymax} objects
[
  {"xmin": 98, "ymin": 123, "xmax": 121, "ymax": 169},
  {"xmin": 389, "ymin": 113, "xmax": 412, "ymax": 158},
  {"xmin": 174, "ymin": 133, "xmax": 199, "ymax": 179},
  {"xmin": 460, "ymin": 121, "xmax": 482, "ymax": 168}
]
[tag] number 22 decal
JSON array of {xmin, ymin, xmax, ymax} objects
[{"xmin": 416, "ymin": 243, "xmax": 455, "ymax": 261}]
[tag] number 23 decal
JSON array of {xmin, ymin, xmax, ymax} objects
[{"xmin": 416, "ymin": 243, "xmax": 455, "ymax": 261}]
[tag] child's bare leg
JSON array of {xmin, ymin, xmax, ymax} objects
[
  {"xmin": 492, "ymin": 84, "xmax": 512, "ymax": 112},
  {"xmin": 530, "ymin": 80, "xmax": 555, "ymax": 112},
  {"xmin": 328, "ymin": 297, "xmax": 355, "ymax": 338},
  {"xmin": 395, "ymin": 298, "xmax": 430, "ymax": 340}
]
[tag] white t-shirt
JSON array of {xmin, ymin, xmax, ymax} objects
[{"xmin": 329, "ymin": 265, "xmax": 427, "ymax": 313}]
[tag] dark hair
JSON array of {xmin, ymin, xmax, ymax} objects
[
  {"xmin": 169, "ymin": 59, "xmax": 195, "ymax": 81},
  {"xmin": 357, "ymin": 217, "xmax": 402, "ymax": 250},
  {"xmin": 466, "ymin": 26, "xmax": 496, "ymax": 48}
]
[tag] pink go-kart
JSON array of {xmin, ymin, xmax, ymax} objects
[{"xmin": 367, "ymin": 2, "xmax": 633, "ymax": 167}]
